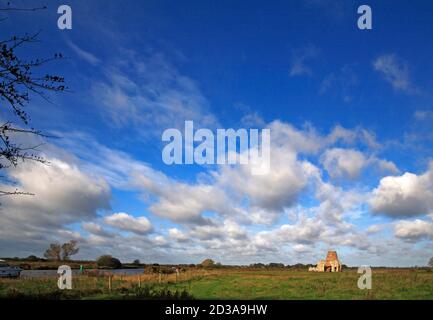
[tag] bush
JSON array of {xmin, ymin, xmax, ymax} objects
[
  {"xmin": 200, "ymin": 259, "xmax": 215, "ymax": 267},
  {"xmin": 268, "ymin": 263, "xmax": 285, "ymax": 268},
  {"xmin": 96, "ymin": 255, "xmax": 122, "ymax": 269}
]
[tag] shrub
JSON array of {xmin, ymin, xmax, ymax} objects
[
  {"xmin": 96, "ymin": 255, "xmax": 122, "ymax": 269},
  {"xmin": 200, "ymin": 259, "xmax": 215, "ymax": 267}
]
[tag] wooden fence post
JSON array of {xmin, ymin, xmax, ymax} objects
[
  {"xmin": 108, "ymin": 275, "xmax": 112, "ymax": 292},
  {"xmin": 138, "ymin": 275, "xmax": 141, "ymax": 288}
]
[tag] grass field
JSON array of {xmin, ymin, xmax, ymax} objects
[
  {"xmin": 167, "ymin": 269, "xmax": 433, "ymax": 299},
  {"xmin": 1, "ymin": 268, "xmax": 432, "ymax": 300}
]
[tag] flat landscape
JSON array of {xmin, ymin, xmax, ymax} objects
[{"xmin": 1, "ymin": 268, "xmax": 433, "ymax": 300}]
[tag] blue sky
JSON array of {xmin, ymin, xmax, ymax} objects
[{"xmin": 1, "ymin": 0, "xmax": 433, "ymax": 266}]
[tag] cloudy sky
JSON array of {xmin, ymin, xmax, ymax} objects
[{"xmin": 1, "ymin": 0, "xmax": 433, "ymax": 266}]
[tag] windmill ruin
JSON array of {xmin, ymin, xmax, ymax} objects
[{"xmin": 309, "ymin": 250, "xmax": 342, "ymax": 272}]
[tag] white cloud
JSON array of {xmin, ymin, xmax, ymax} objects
[
  {"xmin": 319, "ymin": 65, "xmax": 358, "ymax": 102},
  {"xmin": 320, "ymin": 148, "xmax": 398, "ymax": 179},
  {"xmin": 2, "ymin": 119, "xmax": 425, "ymax": 265},
  {"xmin": 289, "ymin": 45, "xmax": 319, "ymax": 77},
  {"xmin": 168, "ymin": 228, "xmax": 189, "ymax": 242},
  {"xmin": 82, "ymin": 222, "xmax": 113, "ymax": 237},
  {"xmin": 414, "ymin": 110, "xmax": 433, "ymax": 121},
  {"xmin": 92, "ymin": 51, "xmax": 218, "ymax": 133},
  {"xmin": 376, "ymin": 159, "xmax": 399, "ymax": 174},
  {"xmin": 370, "ymin": 163, "xmax": 433, "ymax": 218},
  {"xmin": 104, "ymin": 212, "xmax": 153, "ymax": 234},
  {"xmin": 190, "ymin": 220, "xmax": 247, "ymax": 241},
  {"xmin": 366, "ymin": 225, "xmax": 383, "ymax": 234},
  {"xmin": 135, "ymin": 176, "xmax": 231, "ymax": 224},
  {"xmin": 67, "ymin": 40, "xmax": 101, "ymax": 65},
  {"xmin": 320, "ymin": 148, "xmax": 368, "ymax": 179},
  {"xmin": 373, "ymin": 54, "xmax": 417, "ymax": 93},
  {"xmin": 395, "ymin": 219, "xmax": 433, "ymax": 241},
  {"xmin": 240, "ymin": 112, "xmax": 265, "ymax": 127},
  {"xmin": 152, "ymin": 235, "xmax": 168, "ymax": 246},
  {"xmin": 0, "ymin": 158, "xmax": 111, "ymax": 226},
  {"xmin": 217, "ymin": 148, "xmax": 308, "ymax": 217},
  {"xmin": 0, "ymin": 150, "xmax": 111, "ymax": 258}
]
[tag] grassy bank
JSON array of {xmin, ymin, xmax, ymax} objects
[
  {"xmin": 0, "ymin": 276, "xmax": 192, "ymax": 300},
  {"xmin": 1, "ymin": 268, "xmax": 432, "ymax": 300}
]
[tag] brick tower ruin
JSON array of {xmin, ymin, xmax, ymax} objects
[{"xmin": 309, "ymin": 250, "xmax": 342, "ymax": 272}]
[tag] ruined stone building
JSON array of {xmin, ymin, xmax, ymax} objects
[{"xmin": 308, "ymin": 250, "xmax": 342, "ymax": 272}]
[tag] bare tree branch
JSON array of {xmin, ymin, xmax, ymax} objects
[{"xmin": 0, "ymin": 16, "xmax": 67, "ymax": 197}]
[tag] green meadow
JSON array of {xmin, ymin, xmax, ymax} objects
[{"xmin": 1, "ymin": 268, "xmax": 432, "ymax": 300}]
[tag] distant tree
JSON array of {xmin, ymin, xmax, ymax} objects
[
  {"xmin": 250, "ymin": 263, "xmax": 266, "ymax": 268},
  {"xmin": 61, "ymin": 240, "xmax": 79, "ymax": 260},
  {"xmin": 133, "ymin": 259, "xmax": 140, "ymax": 265},
  {"xmin": 43, "ymin": 240, "xmax": 79, "ymax": 261},
  {"xmin": 200, "ymin": 259, "xmax": 215, "ymax": 267},
  {"xmin": 26, "ymin": 255, "xmax": 40, "ymax": 261},
  {"xmin": 43, "ymin": 243, "xmax": 62, "ymax": 261},
  {"xmin": 97, "ymin": 255, "xmax": 122, "ymax": 269},
  {"xmin": 428, "ymin": 257, "xmax": 433, "ymax": 268},
  {"xmin": 268, "ymin": 263, "xmax": 285, "ymax": 268}
]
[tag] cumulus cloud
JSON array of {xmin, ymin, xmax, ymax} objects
[
  {"xmin": 104, "ymin": 212, "xmax": 153, "ymax": 234},
  {"xmin": 320, "ymin": 148, "xmax": 398, "ymax": 179},
  {"xmin": 217, "ymin": 148, "xmax": 308, "ymax": 221},
  {"xmin": 320, "ymin": 148, "xmax": 368, "ymax": 179},
  {"xmin": 376, "ymin": 159, "xmax": 399, "ymax": 174},
  {"xmin": 190, "ymin": 220, "xmax": 247, "ymax": 241},
  {"xmin": 370, "ymin": 163, "xmax": 433, "ymax": 218},
  {"xmin": 152, "ymin": 235, "xmax": 168, "ymax": 246},
  {"xmin": 0, "ymin": 158, "xmax": 111, "ymax": 227},
  {"xmin": 395, "ymin": 219, "xmax": 433, "ymax": 241},
  {"xmin": 366, "ymin": 225, "xmax": 383, "ymax": 234},
  {"xmin": 0, "ymin": 152, "xmax": 111, "ymax": 258},
  {"xmin": 82, "ymin": 222, "xmax": 114, "ymax": 238},
  {"xmin": 1, "ymin": 118, "xmax": 419, "ymax": 264},
  {"xmin": 168, "ymin": 228, "xmax": 190, "ymax": 242},
  {"xmin": 81, "ymin": 120, "xmax": 385, "ymax": 229},
  {"xmin": 134, "ymin": 173, "xmax": 232, "ymax": 224}
]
